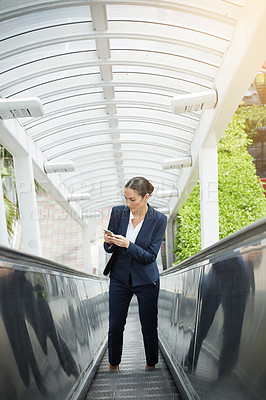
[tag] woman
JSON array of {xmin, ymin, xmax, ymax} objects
[{"xmin": 104, "ymin": 176, "xmax": 167, "ymax": 370}]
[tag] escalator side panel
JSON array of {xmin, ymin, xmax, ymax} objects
[
  {"xmin": 159, "ymin": 219, "xmax": 266, "ymax": 400},
  {"xmin": 0, "ymin": 254, "xmax": 109, "ymax": 400},
  {"xmin": 159, "ymin": 267, "xmax": 202, "ymax": 400}
]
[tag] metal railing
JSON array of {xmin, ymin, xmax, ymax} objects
[{"xmin": 159, "ymin": 217, "xmax": 266, "ymax": 400}]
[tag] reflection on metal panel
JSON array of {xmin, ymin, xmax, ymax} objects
[
  {"xmin": 0, "ymin": 249, "xmax": 109, "ymax": 400},
  {"xmin": 159, "ymin": 217, "xmax": 266, "ymax": 400}
]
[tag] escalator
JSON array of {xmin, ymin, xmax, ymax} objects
[
  {"xmin": 0, "ymin": 216, "xmax": 266, "ymax": 399},
  {"xmin": 85, "ymin": 298, "xmax": 181, "ymax": 400}
]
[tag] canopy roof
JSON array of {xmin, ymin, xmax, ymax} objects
[{"xmin": 0, "ymin": 0, "xmax": 265, "ymax": 222}]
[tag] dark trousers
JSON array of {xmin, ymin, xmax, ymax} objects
[{"xmin": 108, "ymin": 276, "xmax": 160, "ymax": 367}]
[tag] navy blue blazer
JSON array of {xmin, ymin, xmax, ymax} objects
[{"xmin": 104, "ymin": 204, "xmax": 167, "ymax": 286}]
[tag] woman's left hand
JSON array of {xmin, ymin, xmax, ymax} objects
[{"xmin": 112, "ymin": 234, "xmax": 130, "ymax": 249}]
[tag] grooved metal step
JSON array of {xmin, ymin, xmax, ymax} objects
[{"xmin": 85, "ymin": 297, "xmax": 181, "ymax": 400}]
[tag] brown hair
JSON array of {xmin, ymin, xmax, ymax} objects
[{"xmin": 125, "ymin": 176, "xmax": 154, "ymax": 198}]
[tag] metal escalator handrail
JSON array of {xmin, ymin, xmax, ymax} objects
[
  {"xmin": 0, "ymin": 244, "xmax": 107, "ymax": 280},
  {"xmin": 161, "ymin": 216, "xmax": 266, "ymax": 275}
]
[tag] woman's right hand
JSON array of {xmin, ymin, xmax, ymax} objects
[{"xmin": 104, "ymin": 232, "xmax": 115, "ymax": 244}]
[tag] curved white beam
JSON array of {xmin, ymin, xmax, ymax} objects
[{"xmin": 0, "ymin": 119, "xmax": 87, "ymax": 228}]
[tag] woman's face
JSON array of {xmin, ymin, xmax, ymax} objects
[{"xmin": 124, "ymin": 187, "xmax": 149, "ymax": 213}]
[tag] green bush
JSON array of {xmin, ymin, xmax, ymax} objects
[{"xmin": 174, "ymin": 106, "xmax": 266, "ymax": 264}]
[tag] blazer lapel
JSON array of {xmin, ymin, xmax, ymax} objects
[
  {"xmin": 135, "ymin": 204, "xmax": 154, "ymax": 244},
  {"xmin": 120, "ymin": 206, "xmax": 130, "ymax": 236}
]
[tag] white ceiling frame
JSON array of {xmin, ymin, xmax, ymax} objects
[
  {"xmin": 116, "ymin": 121, "xmax": 197, "ymax": 136},
  {"xmin": 21, "ymin": 107, "xmax": 197, "ymax": 137},
  {"xmin": 20, "ymin": 77, "xmax": 210, "ymax": 106},
  {"xmin": 95, "ymin": 38, "xmax": 111, "ymax": 59},
  {"xmin": 168, "ymin": 0, "xmax": 266, "ymax": 221},
  {"xmin": 27, "ymin": 113, "xmax": 198, "ymax": 139},
  {"xmin": 69, "ymin": 149, "xmax": 183, "ymax": 167},
  {"xmin": 23, "ymin": 99, "xmax": 187, "ymax": 121},
  {"xmin": 100, "ymin": 65, "xmax": 113, "ymax": 81},
  {"xmin": 40, "ymin": 137, "xmax": 184, "ymax": 161},
  {"xmin": 0, "ymin": 119, "xmax": 88, "ymax": 228},
  {"xmin": 104, "ymin": 0, "xmax": 242, "ymax": 18},
  {"xmin": 1, "ymin": 45, "xmax": 220, "ymax": 78},
  {"xmin": 30, "ymin": 120, "xmax": 111, "ymax": 140},
  {"xmin": 69, "ymin": 149, "xmax": 183, "ymax": 169},
  {"xmin": 85, "ymin": 181, "xmax": 172, "ymax": 197},
  {"xmin": 66, "ymin": 167, "xmax": 178, "ymax": 186},
  {"xmin": 64, "ymin": 164, "xmax": 178, "ymax": 190},
  {"xmin": 0, "ymin": 23, "xmax": 229, "ymax": 61},
  {"xmin": 2, "ymin": 73, "xmax": 210, "ymax": 103},
  {"xmin": 109, "ymin": 118, "xmax": 118, "ymax": 128},
  {"xmin": 84, "ymin": 201, "xmax": 169, "ymax": 212},
  {"xmin": 68, "ymin": 170, "xmax": 178, "ymax": 190},
  {"xmin": 38, "ymin": 128, "xmax": 193, "ymax": 152},
  {"xmin": 2, "ymin": 0, "xmax": 262, "ymax": 227},
  {"xmin": 85, "ymin": 196, "xmax": 170, "ymax": 211},
  {"xmin": 0, "ymin": 58, "xmax": 217, "ymax": 93},
  {"xmin": 65, "ymin": 177, "xmax": 180, "ymax": 199},
  {"xmin": 90, "ymin": 3, "xmax": 124, "ymax": 195},
  {"xmin": 26, "ymin": 112, "xmax": 110, "ymax": 136},
  {"xmin": 90, "ymin": 3, "xmax": 108, "ymax": 31},
  {"xmin": 0, "ymin": 0, "xmax": 243, "ymax": 22},
  {"xmin": 103, "ymin": 86, "xmax": 115, "ymax": 99},
  {"xmin": 43, "ymin": 139, "xmax": 189, "ymax": 161},
  {"xmin": 106, "ymin": 103, "xmax": 117, "ymax": 115}
]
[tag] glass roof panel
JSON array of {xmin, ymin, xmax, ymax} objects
[
  {"xmin": 112, "ymin": 67, "xmax": 214, "ymax": 89},
  {"xmin": 0, "ymin": 0, "xmax": 253, "ymax": 215},
  {"xmin": 107, "ymin": 3, "xmax": 242, "ymax": 28},
  {"xmin": 0, "ymin": 6, "xmax": 92, "ymax": 37},
  {"xmin": 0, "ymin": 41, "xmax": 97, "ymax": 73}
]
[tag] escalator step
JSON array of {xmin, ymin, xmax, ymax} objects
[{"xmin": 85, "ymin": 300, "xmax": 181, "ymax": 399}]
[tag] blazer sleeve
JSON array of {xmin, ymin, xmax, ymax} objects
[
  {"xmin": 124, "ymin": 214, "xmax": 167, "ymax": 264},
  {"xmin": 103, "ymin": 207, "xmax": 117, "ymax": 254}
]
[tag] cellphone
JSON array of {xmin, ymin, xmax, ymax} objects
[{"xmin": 104, "ymin": 229, "xmax": 114, "ymax": 236}]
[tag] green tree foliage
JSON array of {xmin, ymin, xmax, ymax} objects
[
  {"xmin": 0, "ymin": 147, "xmax": 18, "ymax": 237},
  {"xmin": 240, "ymin": 104, "xmax": 266, "ymax": 139},
  {"xmin": 0, "ymin": 164, "xmax": 19, "ymax": 237},
  {"xmin": 174, "ymin": 106, "xmax": 266, "ymax": 263},
  {"xmin": 1, "ymin": 145, "xmax": 45, "ymax": 238},
  {"xmin": 174, "ymin": 183, "xmax": 201, "ymax": 262}
]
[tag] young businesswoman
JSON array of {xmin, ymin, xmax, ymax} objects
[{"xmin": 103, "ymin": 177, "xmax": 167, "ymax": 370}]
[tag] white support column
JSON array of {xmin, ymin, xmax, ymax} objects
[
  {"xmin": 82, "ymin": 220, "xmax": 92, "ymax": 274},
  {"xmin": 0, "ymin": 172, "xmax": 9, "ymax": 246},
  {"xmin": 165, "ymin": 219, "xmax": 175, "ymax": 268},
  {"xmin": 199, "ymin": 146, "xmax": 219, "ymax": 249},
  {"xmin": 13, "ymin": 155, "xmax": 42, "ymax": 256}
]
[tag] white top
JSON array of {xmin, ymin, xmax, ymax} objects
[{"xmin": 125, "ymin": 211, "xmax": 144, "ymax": 244}]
